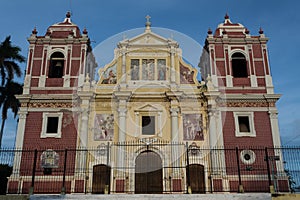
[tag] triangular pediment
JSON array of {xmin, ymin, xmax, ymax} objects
[
  {"xmin": 128, "ymin": 31, "xmax": 169, "ymax": 46},
  {"xmin": 135, "ymin": 104, "xmax": 161, "ymax": 112}
]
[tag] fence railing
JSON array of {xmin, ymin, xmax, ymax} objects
[{"xmin": 0, "ymin": 143, "xmax": 299, "ymax": 195}]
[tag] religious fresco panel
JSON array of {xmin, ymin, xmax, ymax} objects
[
  {"xmin": 101, "ymin": 64, "xmax": 117, "ymax": 84},
  {"xmin": 94, "ymin": 114, "xmax": 114, "ymax": 141},
  {"xmin": 131, "ymin": 59, "xmax": 140, "ymax": 80},
  {"xmin": 180, "ymin": 63, "xmax": 195, "ymax": 84},
  {"xmin": 183, "ymin": 114, "xmax": 203, "ymax": 141}
]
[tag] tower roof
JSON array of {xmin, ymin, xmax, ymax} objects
[
  {"xmin": 44, "ymin": 12, "xmax": 83, "ymax": 38},
  {"xmin": 213, "ymin": 13, "xmax": 249, "ymax": 38}
]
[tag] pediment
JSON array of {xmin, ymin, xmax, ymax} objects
[
  {"xmin": 135, "ymin": 104, "xmax": 161, "ymax": 112},
  {"xmin": 128, "ymin": 32, "xmax": 169, "ymax": 46}
]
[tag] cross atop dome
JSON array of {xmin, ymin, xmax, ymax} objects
[{"xmin": 145, "ymin": 15, "xmax": 151, "ymax": 32}]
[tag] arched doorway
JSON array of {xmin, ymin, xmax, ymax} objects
[
  {"xmin": 188, "ymin": 164, "xmax": 205, "ymax": 193},
  {"xmin": 92, "ymin": 164, "xmax": 111, "ymax": 194},
  {"xmin": 135, "ymin": 150, "xmax": 163, "ymax": 194}
]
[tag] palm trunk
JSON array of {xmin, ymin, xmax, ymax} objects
[{"xmin": 0, "ymin": 119, "xmax": 5, "ymax": 149}]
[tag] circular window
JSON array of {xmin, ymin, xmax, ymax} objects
[
  {"xmin": 244, "ymin": 153, "xmax": 251, "ymax": 161},
  {"xmin": 240, "ymin": 150, "xmax": 256, "ymax": 165}
]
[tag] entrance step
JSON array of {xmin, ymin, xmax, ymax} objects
[{"xmin": 29, "ymin": 193, "xmax": 271, "ymax": 200}]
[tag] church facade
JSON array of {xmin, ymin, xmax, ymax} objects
[{"xmin": 8, "ymin": 13, "xmax": 286, "ymax": 194}]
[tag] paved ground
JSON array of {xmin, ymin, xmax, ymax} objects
[{"xmin": 29, "ymin": 193, "xmax": 272, "ymax": 200}]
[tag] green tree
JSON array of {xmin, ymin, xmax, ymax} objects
[
  {"xmin": 0, "ymin": 81, "xmax": 23, "ymax": 148},
  {"xmin": 0, "ymin": 36, "xmax": 24, "ymax": 86},
  {"xmin": 0, "ymin": 36, "xmax": 24, "ymax": 148},
  {"xmin": 0, "ymin": 164, "xmax": 12, "ymax": 194}
]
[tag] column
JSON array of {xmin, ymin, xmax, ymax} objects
[
  {"xmin": 158, "ymin": 112, "xmax": 162, "ymax": 137},
  {"xmin": 269, "ymin": 108, "xmax": 284, "ymax": 172},
  {"xmin": 215, "ymin": 109, "xmax": 229, "ymax": 191},
  {"xmin": 170, "ymin": 47, "xmax": 176, "ymax": 84},
  {"xmin": 12, "ymin": 111, "xmax": 27, "ymax": 177},
  {"xmin": 78, "ymin": 108, "xmax": 89, "ymax": 175},
  {"xmin": 79, "ymin": 108, "xmax": 89, "ymax": 148},
  {"xmin": 115, "ymin": 99, "xmax": 127, "ymax": 192},
  {"xmin": 170, "ymin": 107, "xmax": 181, "ymax": 191},
  {"xmin": 171, "ymin": 107, "xmax": 179, "ymax": 142},
  {"xmin": 208, "ymin": 109, "xmax": 218, "ymax": 148},
  {"xmin": 208, "ymin": 108, "xmax": 218, "ymax": 179},
  {"xmin": 134, "ymin": 112, "xmax": 139, "ymax": 137},
  {"xmin": 117, "ymin": 105, "xmax": 127, "ymax": 168},
  {"xmin": 120, "ymin": 46, "xmax": 127, "ymax": 86}
]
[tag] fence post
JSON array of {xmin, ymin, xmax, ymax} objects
[
  {"xmin": 265, "ymin": 147, "xmax": 274, "ymax": 193},
  {"xmin": 104, "ymin": 142, "xmax": 110, "ymax": 194},
  {"xmin": 61, "ymin": 149, "xmax": 68, "ymax": 195},
  {"xmin": 29, "ymin": 149, "xmax": 38, "ymax": 195},
  {"xmin": 235, "ymin": 147, "xmax": 244, "ymax": 193},
  {"xmin": 185, "ymin": 142, "xmax": 191, "ymax": 194}
]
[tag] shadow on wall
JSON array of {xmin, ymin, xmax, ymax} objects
[{"xmin": 272, "ymin": 193, "xmax": 300, "ymax": 200}]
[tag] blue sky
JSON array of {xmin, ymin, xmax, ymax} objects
[{"xmin": 0, "ymin": 0, "xmax": 299, "ymax": 147}]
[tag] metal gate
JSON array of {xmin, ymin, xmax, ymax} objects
[{"xmin": 135, "ymin": 150, "xmax": 163, "ymax": 193}]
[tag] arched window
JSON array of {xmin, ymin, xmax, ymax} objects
[
  {"xmin": 49, "ymin": 52, "xmax": 64, "ymax": 78},
  {"xmin": 231, "ymin": 52, "xmax": 248, "ymax": 78}
]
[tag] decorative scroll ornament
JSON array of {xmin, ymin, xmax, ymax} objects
[
  {"xmin": 41, "ymin": 149, "xmax": 59, "ymax": 168},
  {"xmin": 28, "ymin": 102, "xmax": 73, "ymax": 108}
]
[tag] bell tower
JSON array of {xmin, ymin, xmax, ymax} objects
[
  {"xmin": 201, "ymin": 13, "xmax": 275, "ymax": 94},
  {"xmin": 23, "ymin": 12, "xmax": 93, "ymax": 94},
  {"xmin": 15, "ymin": 12, "xmax": 96, "ymax": 152},
  {"xmin": 200, "ymin": 14, "xmax": 282, "ymax": 148},
  {"xmin": 199, "ymin": 14, "xmax": 283, "ymax": 193}
]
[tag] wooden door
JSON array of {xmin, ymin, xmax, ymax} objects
[
  {"xmin": 92, "ymin": 164, "xmax": 111, "ymax": 194},
  {"xmin": 188, "ymin": 164, "xmax": 205, "ymax": 193},
  {"xmin": 135, "ymin": 150, "xmax": 163, "ymax": 194}
]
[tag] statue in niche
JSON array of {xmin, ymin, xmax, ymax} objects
[
  {"xmin": 131, "ymin": 59, "xmax": 140, "ymax": 80},
  {"xmin": 142, "ymin": 59, "xmax": 154, "ymax": 80},
  {"xmin": 157, "ymin": 59, "xmax": 166, "ymax": 80}
]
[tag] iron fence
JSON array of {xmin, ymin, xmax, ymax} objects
[{"xmin": 0, "ymin": 143, "xmax": 299, "ymax": 195}]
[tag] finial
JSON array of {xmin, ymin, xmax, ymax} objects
[
  {"xmin": 46, "ymin": 29, "xmax": 51, "ymax": 36},
  {"xmin": 85, "ymin": 73, "xmax": 90, "ymax": 83},
  {"xmin": 66, "ymin": 11, "xmax": 71, "ymax": 18},
  {"xmin": 259, "ymin": 27, "xmax": 264, "ymax": 34},
  {"xmin": 207, "ymin": 28, "xmax": 213, "ymax": 35},
  {"xmin": 83, "ymin": 28, "xmax": 88, "ymax": 35},
  {"xmin": 145, "ymin": 15, "xmax": 151, "ymax": 30},
  {"xmin": 32, "ymin": 27, "xmax": 38, "ymax": 35},
  {"xmin": 245, "ymin": 28, "xmax": 250, "ymax": 34},
  {"xmin": 225, "ymin": 13, "xmax": 229, "ymax": 19}
]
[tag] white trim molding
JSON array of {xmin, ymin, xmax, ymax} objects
[
  {"xmin": 233, "ymin": 112, "xmax": 256, "ymax": 137},
  {"xmin": 41, "ymin": 112, "xmax": 63, "ymax": 138},
  {"xmin": 240, "ymin": 149, "xmax": 256, "ymax": 165}
]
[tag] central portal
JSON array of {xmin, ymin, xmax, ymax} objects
[{"xmin": 135, "ymin": 150, "xmax": 163, "ymax": 194}]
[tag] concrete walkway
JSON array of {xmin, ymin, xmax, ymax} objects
[{"xmin": 29, "ymin": 193, "xmax": 272, "ymax": 200}]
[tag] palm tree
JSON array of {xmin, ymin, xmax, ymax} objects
[
  {"xmin": 0, "ymin": 81, "xmax": 23, "ymax": 148},
  {"xmin": 0, "ymin": 36, "xmax": 24, "ymax": 148},
  {"xmin": 0, "ymin": 36, "xmax": 25, "ymax": 86}
]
